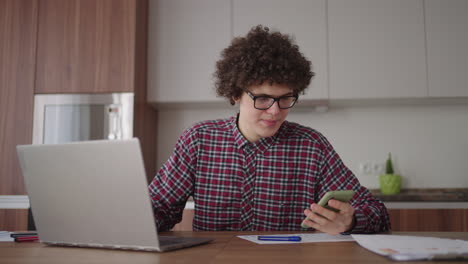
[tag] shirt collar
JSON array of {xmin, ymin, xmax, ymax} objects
[
  {"xmin": 231, "ymin": 114, "xmax": 288, "ymax": 152},
  {"xmin": 232, "ymin": 114, "xmax": 250, "ymax": 149}
]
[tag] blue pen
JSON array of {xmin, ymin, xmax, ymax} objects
[{"xmin": 257, "ymin": 235, "xmax": 302, "ymax": 242}]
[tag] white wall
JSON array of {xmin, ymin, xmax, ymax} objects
[{"xmin": 155, "ymin": 103, "xmax": 468, "ymax": 189}]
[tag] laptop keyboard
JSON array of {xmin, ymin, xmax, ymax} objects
[{"xmin": 159, "ymin": 236, "xmax": 187, "ymax": 246}]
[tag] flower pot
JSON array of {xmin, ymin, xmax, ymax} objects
[{"xmin": 379, "ymin": 174, "xmax": 401, "ymax": 195}]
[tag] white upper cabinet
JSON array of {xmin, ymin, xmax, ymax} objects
[
  {"xmin": 425, "ymin": 0, "xmax": 468, "ymax": 97},
  {"xmin": 148, "ymin": 0, "xmax": 468, "ymax": 106},
  {"xmin": 148, "ymin": 0, "xmax": 231, "ymax": 104},
  {"xmin": 232, "ymin": 0, "xmax": 328, "ymax": 101},
  {"xmin": 328, "ymin": 0, "xmax": 427, "ymax": 99}
]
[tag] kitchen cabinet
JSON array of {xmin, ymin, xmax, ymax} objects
[
  {"xmin": 0, "ymin": 0, "xmax": 37, "ymax": 231},
  {"xmin": 1, "ymin": 0, "xmax": 157, "ymax": 231},
  {"xmin": 232, "ymin": 0, "xmax": 328, "ymax": 101},
  {"xmin": 0, "ymin": 0, "xmax": 37, "ymax": 195},
  {"xmin": 425, "ymin": 0, "xmax": 468, "ymax": 97},
  {"xmin": 388, "ymin": 209, "xmax": 468, "ymax": 232},
  {"xmin": 35, "ymin": 0, "xmax": 157, "ymax": 180},
  {"xmin": 35, "ymin": 0, "xmax": 136, "ymax": 94},
  {"xmin": 173, "ymin": 208, "xmax": 468, "ymax": 232},
  {"xmin": 327, "ymin": 0, "xmax": 427, "ymax": 99},
  {"xmin": 0, "ymin": 209, "xmax": 29, "ymax": 231},
  {"xmin": 148, "ymin": 0, "xmax": 231, "ymax": 105},
  {"xmin": 148, "ymin": 0, "xmax": 468, "ymax": 105}
]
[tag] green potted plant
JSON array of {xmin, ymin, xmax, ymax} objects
[{"xmin": 379, "ymin": 153, "xmax": 401, "ymax": 195}]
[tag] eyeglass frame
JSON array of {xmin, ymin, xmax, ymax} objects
[{"xmin": 244, "ymin": 90, "xmax": 299, "ymax": 110}]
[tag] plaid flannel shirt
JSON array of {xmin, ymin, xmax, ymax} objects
[{"xmin": 148, "ymin": 115, "xmax": 391, "ymax": 232}]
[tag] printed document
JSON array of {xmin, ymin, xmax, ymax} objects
[{"xmin": 352, "ymin": 234, "xmax": 468, "ymax": 261}]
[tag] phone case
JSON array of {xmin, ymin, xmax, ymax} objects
[
  {"xmin": 301, "ymin": 190, "xmax": 355, "ymax": 229},
  {"xmin": 318, "ymin": 190, "xmax": 355, "ymax": 212}
]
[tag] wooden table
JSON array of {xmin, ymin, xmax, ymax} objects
[{"xmin": 1, "ymin": 232, "xmax": 467, "ymax": 263}]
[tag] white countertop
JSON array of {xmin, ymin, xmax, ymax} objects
[
  {"xmin": 383, "ymin": 201, "xmax": 468, "ymax": 209},
  {"xmin": 0, "ymin": 195, "xmax": 30, "ymax": 209},
  {"xmin": 2, "ymin": 196, "xmax": 467, "ymax": 210},
  {"xmin": 185, "ymin": 201, "xmax": 468, "ymax": 210}
]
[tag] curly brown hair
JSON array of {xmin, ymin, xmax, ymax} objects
[{"xmin": 214, "ymin": 25, "xmax": 315, "ymax": 105}]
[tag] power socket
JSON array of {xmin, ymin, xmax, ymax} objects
[{"xmin": 359, "ymin": 162, "xmax": 384, "ymax": 175}]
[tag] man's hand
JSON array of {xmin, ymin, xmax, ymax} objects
[{"xmin": 302, "ymin": 199, "xmax": 355, "ymax": 235}]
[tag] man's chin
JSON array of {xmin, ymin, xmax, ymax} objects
[{"xmin": 259, "ymin": 128, "xmax": 280, "ymax": 138}]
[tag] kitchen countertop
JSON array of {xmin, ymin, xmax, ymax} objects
[
  {"xmin": 370, "ymin": 188, "xmax": 468, "ymax": 202},
  {"xmin": 183, "ymin": 189, "xmax": 468, "ymax": 210},
  {"xmin": 3, "ymin": 190, "xmax": 466, "ymax": 211}
]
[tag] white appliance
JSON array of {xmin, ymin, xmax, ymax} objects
[{"xmin": 33, "ymin": 93, "xmax": 134, "ymax": 144}]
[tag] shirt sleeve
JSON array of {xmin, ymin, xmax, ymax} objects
[
  {"xmin": 316, "ymin": 137, "xmax": 391, "ymax": 234},
  {"xmin": 148, "ymin": 128, "xmax": 198, "ymax": 231}
]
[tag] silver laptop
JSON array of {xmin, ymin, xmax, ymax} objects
[{"xmin": 16, "ymin": 138, "xmax": 212, "ymax": 252}]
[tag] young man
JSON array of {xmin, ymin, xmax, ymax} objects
[{"xmin": 149, "ymin": 25, "xmax": 391, "ymax": 234}]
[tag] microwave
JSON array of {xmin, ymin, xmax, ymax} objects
[{"xmin": 33, "ymin": 93, "xmax": 134, "ymax": 144}]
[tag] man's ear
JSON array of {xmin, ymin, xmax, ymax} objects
[{"xmin": 231, "ymin": 96, "xmax": 240, "ymax": 105}]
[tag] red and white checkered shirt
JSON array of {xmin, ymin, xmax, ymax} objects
[{"xmin": 148, "ymin": 115, "xmax": 391, "ymax": 232}]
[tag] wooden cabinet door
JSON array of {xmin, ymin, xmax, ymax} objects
[
  {"xmin": 0, "ymin": 0, "xmax": 38, "ymax": 231},
  {"xmin": 388, "ymin": 209, "xmax": 468, "ymax": 232},
  {"xmin": 173, "ymin": 208, "xmax": 468, "ymax": 232},
  {"xmin": 0, "ymin": 0, "xmax": 37, "ymax": 196},
  {"xmin": 425, "ymin": 0, "xmax": 468, "ymax": 97},
  {"xmin": 232, "ymin": 0, "xmax": 328, "ymax": 101},
  {"xmin": 35, "ymin": 0, "xmax": 136, "ymax": 94},
  {"xmin": 0, "ymin": 209, "xmax": 29, "ymax": 231},
  {"xmin": 328, "ymin": 0, "xmax": 427, "ymax": 99}
]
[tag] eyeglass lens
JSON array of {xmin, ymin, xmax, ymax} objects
[{"xmin": 255, "ymin": 96, "xmax": 297, "ymax": 109}]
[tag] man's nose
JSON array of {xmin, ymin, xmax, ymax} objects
[{"xmin": 266, "ymin": 100, "xmax": 281, "ymax": 114}]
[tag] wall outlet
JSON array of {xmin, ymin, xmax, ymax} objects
[
  {"xmin": 359, "ymin": 162, "xmax": 372, "ymax": 174},
  {"xmin": 373, "ymin": 163, "xmax": 385, "ymax": 175},
  {"xmin": 359, "ymin": 162, "xmax": 384, "ymax": 175}
]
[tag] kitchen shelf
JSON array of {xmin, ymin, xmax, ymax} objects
[{"xmin": 370, "ymin": 188, "xmax": 468, "ymax": 202}]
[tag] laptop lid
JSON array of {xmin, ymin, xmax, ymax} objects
[{"xmin": 16, "ymin": 139, "xmax": 171, "ymax": 251}]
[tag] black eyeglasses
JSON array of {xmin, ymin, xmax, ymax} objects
[{"xmin": 245, "ymin": 90, "xmax": 298, "ymax": 110}]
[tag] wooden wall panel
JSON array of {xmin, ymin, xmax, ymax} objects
[
  {"xmin": 35, "ymin": 0, "xmax": 136, "ymax": 93},
  {"xmin": 0, "ymin": 0, "xmax": 157, "ymax": 232},
  {"xmin": 0, "ymin": 0, "xmax": 37, "ymax": 195},
  {"xmin": 0, "ymin": 209, "xmax": 28, "ymax": 231},
  {"xmin": 132, "ymin": 0, "xmax": 158, "ymax": 182},
  {"xmin": 389, "ymin": 209, "xmax": 468, "ymax": 232}
]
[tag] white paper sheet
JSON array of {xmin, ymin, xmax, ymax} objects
[
  {"xmin": 352, "ymin": 234, "xmax": 468, "ymax": 261},
  {"xmin": 0, "ymin": 231, "xmax": 13, "ymax": 242},
  {"xmin": 238, "ymin": 233, "xmax": 355, "ymax": 244}
]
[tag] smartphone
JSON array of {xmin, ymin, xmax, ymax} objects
[{"xmin": 301, "ymin": 190, "xmax": 355, "ymax": 228}]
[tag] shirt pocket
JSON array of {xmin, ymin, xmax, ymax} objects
[
  {"xmin": 282, "ymin": 200, "xmax": 310, "ymax": 229},
  {"xmin": 253, "ymin": 196, "xmax": 309, "ymax": 231},
  {"xmin": 193, "ymin": 196, "xmax": 241, "ymax": 230}
]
